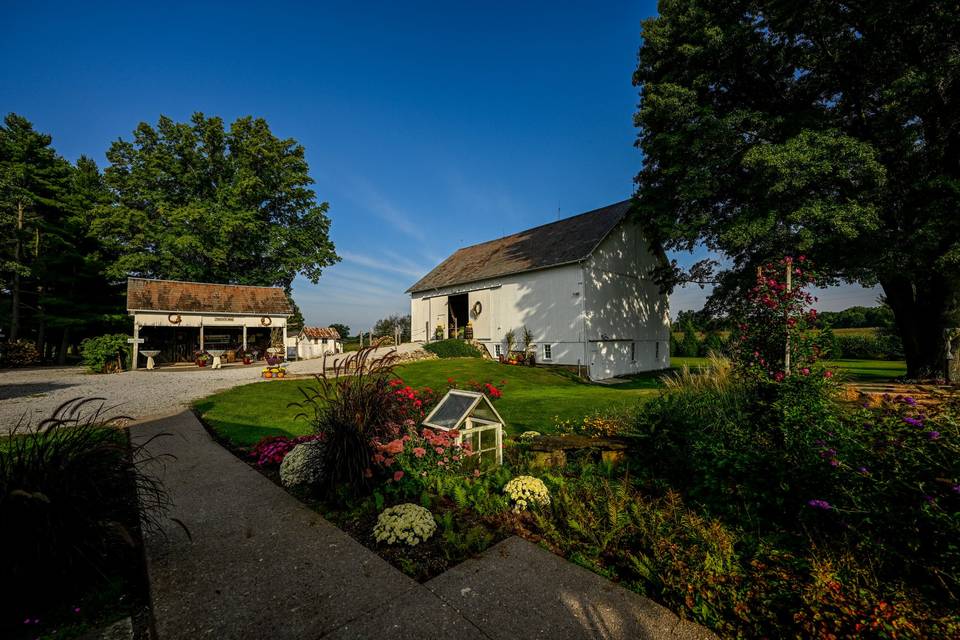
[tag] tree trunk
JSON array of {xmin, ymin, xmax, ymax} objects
[
  {"xmin": 881, "ymin": 276, "xmax": 957, "ymax": 379},
  {"xmin": 10, "ymin": 201, "xmax": 24, "ymax": 341},
  {"xmin": 57, "ymin": 328, "xmax": 70, "ymax": 365}
]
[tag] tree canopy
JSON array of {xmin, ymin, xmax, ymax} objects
[
  {"xmin": 634, "ymin": 0, "xmax": 959, "ymax": 376},
  {"xmin": 91, "ymin": 113, "xmax": 338, "ymax": 289}
]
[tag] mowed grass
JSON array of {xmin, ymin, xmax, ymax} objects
[
  {"xmin": 195, "ymin": 355, "xmax": 907, "ymax": 449},
  {"xmin": 671, "ymin": 356, "xmax": 906, "ymax": 382},
  {"xmin": 195, "ymin": 358, "xmax": 664, "ymax": 447}
]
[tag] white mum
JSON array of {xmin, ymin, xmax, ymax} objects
[
  {"xmin": 279, "ymin": 440, "xmax": 325, "ymax": 490},
  {"xmin": 504, "ymin": 475, "xmax": 551, "ymax": 513},
  {"xmin": 373, "ymin": 503, "xmax": 437, "ymax": 546},
  {"xmin": 518, "ymin": 431, "xmax": 541, "ymax": 440}
]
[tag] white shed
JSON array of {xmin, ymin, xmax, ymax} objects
[
  {"xmin": 296, "ymin": 327, "xmax": 343, "ymax": 359},
  {"xmin": 407, "ymin": 200, "xmax": 670, "ymax": 380}
]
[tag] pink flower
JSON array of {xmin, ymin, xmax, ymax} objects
[
  {"xmin": 412, "ymin": 446, "xmax": 425, "ymax": 457},
  {"xmin": 437, "ymin": 460, "xmax": 445, "ymax": 466},
  {"xmin": 393, "ymin": 470, "xmax": 405, "ymax": 481},
  {"xmin": 473, "ymin": 469, "xmax": 481, "ymax": 477},
  {"xmin": 824, "ymin": 370, "xmax": 834, "ymax": 378},
  {"xmin": 383, "ymin": 457, "xmax": 394, "ymax": 467},
  {"xmin": 801, "ymin": 367, "xmax": 810, "ymax": 376},
  {"xmin": 383, "ymin": 439, "xmax": 405, "ymax": 455},
  {"xmin": 435, "ymin": 446, "xmax": 445, "ymax": 455}
]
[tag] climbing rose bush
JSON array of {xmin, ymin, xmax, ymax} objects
[
  {"xmin": 504, "ymin": 475, "xmax": 550, "ymax": 513},
  {"xmin": 730, "ymin": 256, "xmax": 824, "ymax": 381},
  {"xmin": 373, "ymin": 503, "xmax": 436, "ymax": 546}
]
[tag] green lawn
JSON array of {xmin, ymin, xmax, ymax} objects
[
  {"xmin": 195, "ymin": 355, "xmax": 907, "ymax": 449},
  {"xmin": 195, "ymin": 358, "xmax": 663, "ymax": 447},
  {"xmin": 671, "ymin": 356, "xmax": 906, "ymax": 382}
]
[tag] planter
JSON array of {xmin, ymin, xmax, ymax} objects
[
  {"xmin": 263, "ymin": 372, "xmax": 273, "ymax": 378},
  {"xmin": 196, "ymin": 360, "xmax": 208, "ymax": 368},
  {"xmin": 243, "ymin": 357, "xmax": 252, "ymax": 365},
  {"xmin": 464, "ymin": 326, "xmax": 474, "ymax": 340},
  {"xmin": 277, "ymin": 372, "xmax": 286, "ymax": 378}
]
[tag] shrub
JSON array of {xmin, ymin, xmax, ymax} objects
[
  {"xmin": 279, "ymin": 440, "xmax": 328, "ymax": 491},
  {"xmin": 373, "ymin": 503, "xmax": 436, "ymax": 546},
  {"xmin": 504, "ymin": 475, "xmax": 550, "ymax": 512},
  {"xmin": 374, "ymin": 426, "xmax": 474, "ymax": 494},
  {"xmin": 423, "ymin": 339, "xmax": 484, "ymax": 358},
  {"xmin": 80, "ymin": 334, "xmax": 131, "ymax": 373},
  {"xmin": 249, "ymin": 434, "xmax": 323, "ymax": 467},
  {"xmin": 1, "ymin": 339, "xmax": 41, "ymax": 367},
  {"xmin": 835, "ymin": 331, "xmax": 904, "ymax": 359},
  {"xmin": 291, "ymin": 345, "xmax": 409, "ymax": 496},
  {"xmin": 0, "ymin": 399, "xmax": 169, "ymax": 614}
]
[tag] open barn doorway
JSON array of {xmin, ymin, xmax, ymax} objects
[{"xmin": 448, "ymin": 293, "xmax": 468, "ymax": 338}]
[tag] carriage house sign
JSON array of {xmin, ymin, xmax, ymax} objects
[{"xmin": 125, "ymin": 277, "xmax": 293, "ymax": 369}]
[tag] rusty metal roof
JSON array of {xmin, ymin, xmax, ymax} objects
[
  {"xmin": 300, "ymin": 327, "xmax": 341, "ymax": 339},
  {"xmin": 407, "ymin": 200, "xmax": 632, "ymax": 293},
  {"xmin": 126, "ymin": 278, "xmax": 293, "ymax": 315}
]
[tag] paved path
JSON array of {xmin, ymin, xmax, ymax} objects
[
  {"xmin": 132, "ymin": 411, "xmax": 715, "ymax": 639},
  {"xmin": 0, "ymin": 345, "xmax": 421, "ymax": 432}
]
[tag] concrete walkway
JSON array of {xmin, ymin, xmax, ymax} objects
[{"xmin": 132, "ymin": 411, "xmax": 714, "ymax": 639}]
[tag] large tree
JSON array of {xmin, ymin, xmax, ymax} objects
[
  {"xmin": 634, "ymin": 1, "xmax": 959, "ymax": 377},
  {"xmin": 91, "ymin": 113, "xmax": 339, "ymax": 289}
]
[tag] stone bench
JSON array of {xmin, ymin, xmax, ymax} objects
[{"xmin": 524, "ymin": 434, "xmax": 630, "ymax": 468}]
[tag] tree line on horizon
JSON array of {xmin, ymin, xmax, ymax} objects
[{"xmin": 0, "ymin": 112, "xmax": 338, "ymax": 364}]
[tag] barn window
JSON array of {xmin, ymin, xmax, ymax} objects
[
  {"xmin": 495, "ymin": 344, "xmax": 502, "ymax": 357},
  {"xmin": 631, "ymin": 342, "xmax": 636, "ymax": 362},
  {"xmin": 543, "ymin": 344, "xmax": 552, "ymax": 360},
  {"xmin": 656, "ymin": 342, "xmax": 660, "ymax": 359}
]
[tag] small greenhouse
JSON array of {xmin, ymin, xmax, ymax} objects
[{"xmin": 422, "ymin": 390, "xmax": 504, "ymax": 466}]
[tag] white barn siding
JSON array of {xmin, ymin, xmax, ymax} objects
[
  {"xmin": 583, "ymin": 217, "xmax": 670, "ymax": 378},
  {"xmin": 410, "ymin": 264, "xmax": 587, "ymax": 367}
]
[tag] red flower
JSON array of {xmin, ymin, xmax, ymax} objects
[{"xmin": 393, "ymin": 470, "xmax": 405, "ymax": 481}]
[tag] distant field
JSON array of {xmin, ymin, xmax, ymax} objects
[{"xmin": 670, "ymin": 356, "xmax": 906, "ymax": 382}]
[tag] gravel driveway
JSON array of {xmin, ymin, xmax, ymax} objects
[{"xmin": 0, "ymin": 344, "xmax": 426, "ymax": 432}]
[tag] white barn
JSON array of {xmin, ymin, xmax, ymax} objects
[{"xmin": 408, "ymin": 201, "xmax": 670, "ymax": 380}]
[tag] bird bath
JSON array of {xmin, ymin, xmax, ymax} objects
[
  {"xmin": 207, "ymin": 349, "xmax": 226, "ymax": 370},
  {"xmin": 140, "ymin": 350, "xmax": 161, "ymax": 370}
]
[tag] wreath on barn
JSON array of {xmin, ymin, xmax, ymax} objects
[
  {"xmin": 168, "ymin": 313, "xmax": 182, "ymax": 325},
  {"xmin": 472, "ymin": 301, "xmax": 482, "ymax": 317},
  {"xmin": 260, "ymin": 316, "xmax": 272, "ymax": 327}
]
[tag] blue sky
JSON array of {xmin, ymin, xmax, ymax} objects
[{"xmin": 2, "ymin": 1, "xmax": 880, "ymax": 332}]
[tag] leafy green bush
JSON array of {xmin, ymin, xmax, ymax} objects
[
  {"xmin": 835, "ymin": 331, "xmax": 904, "ymax": 359},
  {"xmin": 80, "ymin": 334, "xmax": 131, "ymax": 373},
  {"xmin": 632, "ymin": 359, "xmax": 960, "ymax": 633},
  {"xmin": 423, "ymin": 339, "xmax": 484, "ymax": 358},
  {"xmin": 0, "ymin": 399, "xmax": 169, "ymax": 617}
]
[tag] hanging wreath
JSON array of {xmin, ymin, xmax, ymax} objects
[
  {"xmin": 472, "ymin": 301, "xmax": 483, "ymax": 317},
  {"xmin": 260, "ymin": 316, "xmax": 272, "ymax": 327},
  {"xmin": 168, "ymin": 313, "xmax": 182, "ymax": 325}
]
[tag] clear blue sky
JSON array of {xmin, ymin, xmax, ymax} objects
[{"xmin": 2, "ymin": 1, "xmax": 879, "ymax": 332}]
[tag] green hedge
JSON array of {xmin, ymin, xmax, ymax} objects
[
  {"xmin": 80, "ymin": 334, "xmax": 131, "ymax": 373},
  {"xmin": 422, "ymin": 339, "xmax": 485, "ymax": 359}
]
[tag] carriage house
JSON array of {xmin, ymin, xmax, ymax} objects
[
  {"xmin": 408, "ymin": 200, "xmax": 671, "ymax": 380},
  {"xmin": 126, "ymin": 278, "xmax": 293, "ymax": 369}
]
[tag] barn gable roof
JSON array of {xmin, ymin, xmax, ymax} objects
[
  {"xmin": 126, "ymin": 278, "xmax": 293, "ymax": 315},
  {"xmin": 407, "ymin": 200, "xmax": 632, "ymax": 294}
]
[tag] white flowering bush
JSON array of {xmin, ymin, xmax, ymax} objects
[
  {"xmin": 504, "ymin": 475, "xmax": 551, "ymax": 513},
  {"xmin": 373, "ymin": 503, "xmax": 436, "ymax": 546},
  {"xmin": 279, "ymin": 440, "xmax": 326, "ymax": 490},
  {"xmin": 518, "ymin": 430, "xmax": 541, "ymax": 440}
]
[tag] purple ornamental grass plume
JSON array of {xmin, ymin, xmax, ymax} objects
[{"xmin": 807, "ymin": 499, "xmax": 832, "ymax": 510}]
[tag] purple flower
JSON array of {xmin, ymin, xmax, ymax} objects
[
  {"xmin": 829, "ymin": 459, "xmax": 839, "ymax": 467},
  {"xmin": 903, "ymin": 417, "xmax": 923, "ymax": 427},
  {"xmin": 927, "ymin": 431, "xmax": 941, "ymax": 440},
  {"xmin": 924, "ymin": 495, "xmax": 935, "ymax": 504},
  {"xmin": 807, "ymin": 499, "xmax": 832, "ymax": 510},
  {"xmin": 904, "ymin": 397, "xmax": 917, "ymax": 406},
  {"xmin": 857, "ymin": 466, "xmax": 869, "ymax": 473},
  {"xmin": 952, "ymin": 485, "xmax": 960, "ymax": 494}
]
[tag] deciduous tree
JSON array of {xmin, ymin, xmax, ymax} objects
[{"xmin": 634, "ymin": 0, "xmax": 959, "ymax": 377}]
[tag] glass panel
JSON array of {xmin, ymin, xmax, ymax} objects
[
  {"xmin": 472, "ymin": 404, "xmax": 497, "ymax": 421},
  {"xmin": 426, "ymin": 392, "xmax": 475, "ymax": 430},
  {"xmin": 480, "ymin": 427, "xmax": 497, "ymax": 450}
]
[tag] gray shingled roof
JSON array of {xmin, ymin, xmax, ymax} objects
[
  {"xmin": 407, "ymin": 200, "xmax": 632, "ymax": 293},
  {"xmin": 127, "ymin": 278, "xmax": 292, "ymax": 315}
]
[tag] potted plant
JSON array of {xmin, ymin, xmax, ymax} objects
[
  {"xmin": 503, "ymin": 329, "xmax": 516, "ymax": 364},
  {"xmin": 434, "ymin": 324, "xmax": 445, "ymax": 341},
  {"xmin": 464, "ymin": 321, "xmax": 474, "ymax": 340},
  {"xmin": 242, "ymin": 350, "xmax": 253, "ymax": 365},
  {"xmin": 521, "ymin": 326, "xmax": 536, "ymax": 367},
  {"xmin": 195, "ymin": 351, "xmax": 211, "ymax": 368}
]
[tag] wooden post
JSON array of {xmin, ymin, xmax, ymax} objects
[
  {"xmin": 242, "ymin": 325, "xmax": 247, "ymax": 350},
  {"xmin": 785, "ymin": 261, "xmax": 792, "ymax": 376},
  {"xmin": 132, "ymin": 322, "xmax": 140, "ymax": 370},
  {"xmin": 282, "ymin": 323, "xmax": 288, "ymax": 358},
  {"xmin": 200, "ymin": 325, "xmax": 204, "ymax": 352}
]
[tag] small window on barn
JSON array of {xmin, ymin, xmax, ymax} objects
[
  {"xmin": 631, "ymin": 342, "xmax": 636, "ymax": 362},
  {"xmin": 543, "ymin": 344, "xmax": 552, "ymax": 360},
  {"xmin": 495, "ymin": 344, "xmax": 502, "ymax": 357},
  {"xmin": 656, "ymin": 341, "xmax": 660, "ymax": 360}
]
